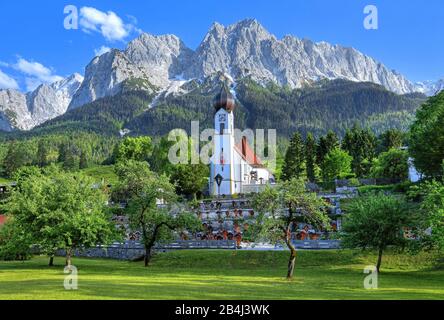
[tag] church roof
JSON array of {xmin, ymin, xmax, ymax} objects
[
  {"xmin": 214, "ymin": 83, "xmax": 235, "ymax": 113},
  {"xmin": 234, "ymin": 138, "xmax": 264, "ymax": 168}
]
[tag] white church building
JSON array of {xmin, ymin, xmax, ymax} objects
[{"xmin": 209, "ymin": 84, "xmax": 275, "ymax": 196}]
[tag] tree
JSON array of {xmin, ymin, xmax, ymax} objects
[
  {"xmin": 378, "ymin": 129, "xmax": 404, "ymax": 153},
  {"xmin": 36, "ymin": 140, "xmax": 49, "ymax": 167},
  {"xmin": 170, "ymin": 164, "xmax": 209, "ymax": 199},
  {"xmin": 62, "ymin": 147, "xmax": 79, "ymax": 171},
  {"xmin": 113, "ymin": 136, "xmax": 153, "ymax": 163},
  {"xmin": 2, "ymin": 141, "xmax": 32, "ymax": 177},
  {"xmin": 408, "ymin": 180, "xmax": 444, "ymax": 251},
  {"xmin": 79, "ymin": 150, "xmax": 88, "ymax": 169},
  {"xmin": 281, "ymin": 132, "xmax": 305, "ymax": 181},
  {"xmin": 252, "ymin": 179, "xmax": 329, "ymax": 279},
  {"xmin": 409, "ymin": 91, "xmax": 444, "ymax": 177},
  {"xmin": 371, "ymin": 148, "xmax": 409, "ymax": 180},
  {"xmin": 2, "ymin": 169, "xmax": 114, "ymax": 267},
  {"xmin": 113, "ymin": 161, "xmax": 199, "ymax": 266},
  {"xmin": 342, "ymin": 125, "xmax": 377, "ymax": 177},
  {"xmin": 321, "ymin": 148, "xmax": 353, "ymax": 182},
  {"xmin": 149, "ymin": 137, "xmax": 176, "ymax": 175},
  {"xmin": 305, "ymin": 133, "xmax": 317, "ymax": 182},
  {"xmin": 58, "ymin": 143, "xmax": 68, "ymax": 163},
  {"xmin": 316, "ymin": 130, "xmax": 339, "ymax": 166},
  {"xmin": 341, "ymin": 193, "xmax": 413, "ymax": 272}
]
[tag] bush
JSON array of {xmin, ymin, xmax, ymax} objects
[
  {"xmin": 357, "ymin": 184, "xmax": 395, "ymax": 195},
  {"xmin": 348, "ymin": 178, "xmax": 361, "ymax": 187}
]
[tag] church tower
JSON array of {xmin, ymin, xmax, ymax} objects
[{"xmin": 211, "ymin": 84, "xmax": 236, "ymax": 196}]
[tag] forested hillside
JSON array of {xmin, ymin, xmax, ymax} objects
[{"xmin": 0, "ymin": 78, "xmax": 426, "ymax": 141}]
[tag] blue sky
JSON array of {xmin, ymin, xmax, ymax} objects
[{"xmin": 0, "ymin": 0, "xmax": 443, "ymax": 91}]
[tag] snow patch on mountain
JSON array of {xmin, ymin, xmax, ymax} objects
[{"xmin": 0, "ymin": 73, "xmax": 83, "ymax": 131}]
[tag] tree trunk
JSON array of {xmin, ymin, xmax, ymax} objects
[
  {"xmin": 287, "ymin": 249, "xmax": 297, "ymax": 279},
  {"xmin": 143, "ymin": 224, "xmax": 163, "ymax": 267},
  {"xmin": 65, "ymin": 249, "xmax": 72, "ymax": 269},
  {"xmin": 144, "ymin": 246, "xmax": 153, "ymax": 267},
  {"xmin": 285, "ymin": 239, "xmax": 297, "ymax": 279},
  {"xmin": 48, "ymin": 256, "xmax": 54, "ymax": 267},
  {"xmin": 376, "ymin": 247, "xmax": 383, "ymax": 273}
]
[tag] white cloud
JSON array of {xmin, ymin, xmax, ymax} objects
[
  {"xmin": 79, "ymin": 7, "xmax": 136, "ymax": 42},
  {"xmin": 0, "ymin": 61, "xmax": 10, "ymax": 68},
  {"xmin": 13, "ymin": 58, "xmax": 63, "ymax": 92},
  {"xmin": 0, "ymin": 69, "xmax": 19, "ymax": 90},
  {"xmin": 94, "ymin": 46, "xmax": 112, "ymax": 57}
]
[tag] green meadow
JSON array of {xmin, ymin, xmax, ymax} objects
[{"xmin": 0, "ymin": 250, "xmax": 442, "ymax": 300}]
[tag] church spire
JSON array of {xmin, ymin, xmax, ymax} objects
[{"xmin": 213, "ymin": 83, "xmax": 235, "ymax": 113}]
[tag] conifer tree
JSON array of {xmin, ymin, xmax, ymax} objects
[
  {"xmin": 342, "ymin": 124, "xmax": 377, "ymax": 177},
  {"xmin": 79, "ymin": 150, "xmax": 88, "ymax": 169},
  {"xmin": 316, "ymin": 130, "xmax": 339, "ymax": 166},
  {"xmin": 282, "ymin": 132, "xmax": 305, "ymax": 181},
  {"xmin": 36, "ymin": 140, "xmax": 49, "ymax": 168},
  {"xmin": 305, "ymin": 133, "xmax": 317, "ymax": 182}
]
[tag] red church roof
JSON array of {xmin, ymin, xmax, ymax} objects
[{"xmin": 234, "ymin": 137, "xmax": 264, "ymax": 168}]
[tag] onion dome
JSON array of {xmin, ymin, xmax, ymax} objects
[{"xmin": 213, "ymin": 83, "xmax": 235, "ymax": 113}]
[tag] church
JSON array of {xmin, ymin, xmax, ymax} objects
[{"xmin": 209, "ymin": 84, "xmax": 275, "ymax": 196}]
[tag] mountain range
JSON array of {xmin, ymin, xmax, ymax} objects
[{"xmin": 0, "ymin": 19, "xmax": 441, "ymax": 132}]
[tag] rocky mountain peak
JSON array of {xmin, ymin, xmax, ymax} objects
[
  {"xmin": 1, "ymin": 19, "xmax": 441, "ymax": 132},
  {"xmin": 0, "ymin": 73, "xmax": 83, "ymax": 131}
]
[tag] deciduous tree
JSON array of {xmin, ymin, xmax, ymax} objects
[
  {"xmin": 342, "ymin": 193, "xmax": 413, "ymax": 272},
  {"xmin": 253, "ymin": 179, "xmax": 329, "ymax": 279},
  {"xmin": 2, "ymin": 169, "xmax": 114, "ymax": 267},
  {"xmin": 113, "ymin": 161, "xmax": 199, "ymax": 266}
]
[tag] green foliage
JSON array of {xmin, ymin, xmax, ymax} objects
[
  {"xmin": 1, "ymin": 168, "xmax": 115, "ymax": 265},
  {"xmin": 35, "ymin": 140, "xmax": 49, "ymax": 167},
  {"xmin": 378, "ymin": 129, "xmax": 405, "ymax": 153},
  {"xmin": 170, "ymin": 164, "xmax": 209, "ymax": 199},
  {"xmin": 113, "ymin": 161, "xmax": 200, "ymax": 266},
  {"xmin": 236, "ymin": 78, "xmax": 424, "ymax": 138},
  {"xmin": 281, "ymin": 132, "xmax": 305, "ymax": 181},
  {"xmin": 80, "ymin": 165, "xmax": 118, "ymax": 185},
  {"xmin": 321, "ymin": 148, "xmax": 353, "ymax": 181},
  {"xmin": 409, "ymin": 91, "xmax": 444, "ymax": 177},
  {"xmin": 305, "ymin": 133, "xmax": 317, "ymax": 182},
  {"xmin": 79, "ymin": 150, "xmax": 88, "ymax": 169},
  {"xmin": 371, "ymin": 148, "xmax": 409, "ymax": 180},
  {"xmin": 149, "ymin": 136, "xmax": 175, "ymax": 175},
  {"xmin": 357, "ymin": 184, "xmax": 398, "ymax": 195},
  {"xmin": 342, "ymin": 124, "xmax": 377, "ymax": 177},
  {"xmin": 316, "ymin": 130, "xmax": 339, "ymax": 166},
  {"xmin": 408, "ymin": 181, "xmax": 444, "ymax": 251},
  {"xmin": 0, "ymin": 220, "xmax": 33, "ymax": 261},
  {"xmin": 252, "ymin": 179, "xmax": 329, "ymax": 278},
  {"xmin": 113, "ymin": 136, "xmax": 153, "ymax": 163},
  {"xmin": 0, "ymin": 132, "xmax": 118, "ymax": 178},
  {"xmin": 3, "ymin": 79, "xmax": 423, "ymax": 143},
  {"xmin": 342, "ymin": 193, "xmax": 414, "ymax": 271},
  {"xmin": 2, "ymin": 141, "xmax": 34, "ymax": 177},
  {"xmin": 33, "ymin": 91, "xmax": 155, "ymax": 136}
]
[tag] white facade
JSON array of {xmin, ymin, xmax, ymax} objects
[{"xmin": 210, "ymin": 104, "xmax": 274, "ymax": 196}]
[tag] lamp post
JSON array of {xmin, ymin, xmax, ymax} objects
[{"xmin": 215, "ymin": 174, "xmax": 223, "ymax": 198}]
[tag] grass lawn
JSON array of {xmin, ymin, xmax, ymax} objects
[
  {"xmin": 0, "ymin": 250, "xmax": 443, "ymax": 300},
  {"xmin": 0, "ymin": 177, "xmax": 13, "ymax": 185},
  {"xmin": 80, "ymin": 165, "xmax": 118, "ymax": 185}
]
